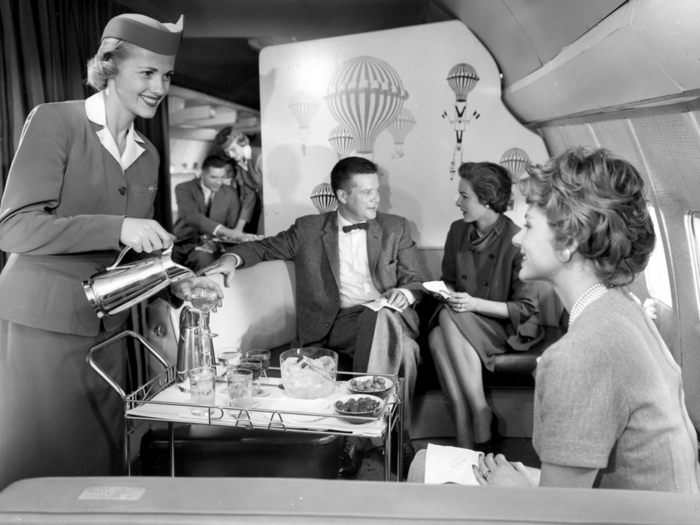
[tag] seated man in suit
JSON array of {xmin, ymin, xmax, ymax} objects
[
  {"xmin": 202, "ymin": 156, "xmax": 426, "ymax": 478},
  {"xmin": 173, "ymin": 155, "xmax": 261, "ymax": 272}
]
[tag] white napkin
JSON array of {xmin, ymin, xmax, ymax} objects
[{"xmin": 423, "ymin": 281, "xmax": 451, "ymax": 299}]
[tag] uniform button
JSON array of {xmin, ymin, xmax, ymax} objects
[
  {"xmin": 325, "ymin": 322, "xmax": 330, "ymax": 327},
  {"xmin": 335, "ymin": 296, "xmax": 339, "ymax": 302},
  {"xmin": 483, "ymin": 281, "xmax": 488, "ymax": 286},
  {"xmin": 461, "ymin": 275, "xmax": 467, "ymax": 280},
  {"xmin": 118, "ymin": 187, "xmax": 127, "ymax": 195}
]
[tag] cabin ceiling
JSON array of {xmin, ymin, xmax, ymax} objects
[{"xmin": 113, "ymin": 0, "xmax": 626, "ymax": 136}]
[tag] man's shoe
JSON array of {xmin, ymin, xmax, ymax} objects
[{"xmin": 338, "ymin": 439, "xmax": 364, "ymax": 479}]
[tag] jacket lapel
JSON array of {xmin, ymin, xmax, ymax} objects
[
  {"xmin": 367, "ymin": 217, "xmax": 382, "ymax": 275},
  {"xmin": 322, "ymin": 213, "xmax": 341, "ymax": 288}
]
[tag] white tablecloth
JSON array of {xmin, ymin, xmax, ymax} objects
[{"xmin": 126, "ymin": 377, "xmax": 396, "ymax": 438}]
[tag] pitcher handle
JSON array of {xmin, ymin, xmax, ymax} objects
[
  {"xmin": 108, "ymin": 246, "xmax": 132, "ymax": 271},
  {"xmin": 107, "ymin": 244, "xmax": 175, "ymax": 271}
]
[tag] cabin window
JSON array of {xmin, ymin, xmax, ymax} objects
[
  {"xmin": 683, "ymin": 211, "xmax": 700, "ymax": 313},
  {"xmin": 645, "ymin": 206, "xmax": 672, "ymax": 307}
]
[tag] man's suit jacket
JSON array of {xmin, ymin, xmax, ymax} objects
[
  {"xmin": 228, "ymin": 211, "xmax": 426, "ymax": 346},
  {"xmin": 173, "ymin": 179, "xmax": 242, "ymax": 245}
]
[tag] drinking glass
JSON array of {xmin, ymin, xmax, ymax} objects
[
  {"xmin": 189, "ymin": 366, "xmax": 216, "ymax": 416},
  {"xmin": 246, "ymin": 349, "xmax": 270, "ymax": 378},
  {"xmin": 226, "ymin": 368, "xmax": 253, "ymax": 414},
  {"xmin": 190, "ymin": 287, "xmax": 219, "ymax": 313},
  {"xmin": 237, "ymin": 358, "xmax": 266, "ymax": 396},
  {"xmin": 218, "ymin": 347, "xmax": 242, "ymax": 369}
]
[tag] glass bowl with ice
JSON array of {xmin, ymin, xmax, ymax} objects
[{"xmin": 279, "ymin": 347, "xmax": 338, "ymax": 399}]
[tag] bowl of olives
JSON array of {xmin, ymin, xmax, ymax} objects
[
  {"xmin": 346, "ymin": 375, "xmax": 393, "ymax": 400},
  {"xmin": 334, "ymin": 394, "xmax": 385, "ymax": 424}
]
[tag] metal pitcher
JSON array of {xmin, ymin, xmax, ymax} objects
[
  {"xmin": 176, "ymin": 306, "xmax": 218, "ymax": 388},
  {"xmin": 83, "ymin": 245, "xmax": 195, "ymax": 318}
]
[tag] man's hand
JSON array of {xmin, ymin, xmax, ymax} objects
[
  {"xmin": 170, "ymin": 276, "xmax": 223, "ymax": 307},
  {"xmin": 199, "ymin": 254, "xmax": 238, "ymax": 287},
  {"xmin": 381, "ymin": 288, "xmax": 409, "ymax": 311},
  {"xmin": 120, "ymin": 218, "xmax": 176, "ymax": 253}
]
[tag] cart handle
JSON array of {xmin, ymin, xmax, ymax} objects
[{"xmin": 86, "ymin": 330, "xmax": 170, "ymax": 400}]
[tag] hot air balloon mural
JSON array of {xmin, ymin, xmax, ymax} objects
[
  {"xmin": 500, "ymin": 147, "xmax": 530, "ymax": 183},
  {"xmin": 310, "ymin": 182, "xmax": 338, "ymax": 213},
  {"xmin": 442, "ymin": 63, "xmax": 480, "ymax": 179},
  {"xmin": 328, "ymin": 125, "xmax": 355, "ymax": 160},
  {"xmin": 326, "ymin": 56, "xmax": 409, "ymax": 158},
  {"xmin": 288, "ymin": 91, "xmax": 321, "ymax": 155},
  {"xmin": 387, "ymin": 108, "xmax": 417, "ymax": 159}
]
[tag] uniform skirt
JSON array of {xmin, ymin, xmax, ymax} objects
[{"xmin": 0, "ymin": 319, "xmax": 124, "ymax": 490}]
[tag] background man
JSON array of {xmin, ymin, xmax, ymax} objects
[
  {"xmin": 173, "ymin": 155, "xmax": 260, "ymax": 272},
  {"xmin": 203, "ymin": 156, "xmax": 425, "ymax": 478},
  {"xmin": 215, "ymin": 128, "xmax": 263, "ymax": 234}
]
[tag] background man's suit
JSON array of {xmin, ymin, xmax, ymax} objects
[{"xmin": 173, "ymin": 179, "xmax": 243, "ymax": 270}]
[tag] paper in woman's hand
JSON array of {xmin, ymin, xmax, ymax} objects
[
  {"xmin": 423, "ymin": 281, "xmax": 451, "ymax": 299},
  {"xmin": 425, "ymin": 443, "xmax": 480, "ymax": 485}
]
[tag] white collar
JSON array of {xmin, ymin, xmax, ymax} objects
[{"xmin": 86, "ymin": 91, "xmax": 145, "ymax": 171}]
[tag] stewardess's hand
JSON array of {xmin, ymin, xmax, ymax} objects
[{"xmin": 120, "ymin": 218, "xmax": 176, "ymax": 253}]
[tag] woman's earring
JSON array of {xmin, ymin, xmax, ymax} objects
[
  {"xmin": 485, "ymin": 204, "xmax": 490, "ymax": 209},
  {"xmin": 558, "ymin": 248, "xmax": 571, "ymax": 262}
]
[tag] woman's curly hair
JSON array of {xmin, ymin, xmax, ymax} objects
[
  {"xmin": 458, "ymin": 162, "xmax": 512, "ymax": 213},
  {"xmin": 519, "ymin": 147, "xmax": 655, "ymax": 286},
  {"xmin": 86, "ymin": 38, "xmax": 137, "ymax": 91}
]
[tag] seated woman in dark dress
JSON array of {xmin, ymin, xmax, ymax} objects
[{"xmin": 428, "ymin": 162, "xmax": 542, "ymax": 450}]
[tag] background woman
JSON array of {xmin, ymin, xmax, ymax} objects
[
  {"xmin": 472, "ymin": 147, "xmax": 699, "ymax": 490},
  {"xmin": 0, "ymin": 14, "xmax": 220, "ymax": 490},
  {"xmin": 428, "ymin": 162, "xmax": 542, "ymax": 449}
]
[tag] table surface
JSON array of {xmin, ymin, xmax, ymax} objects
[{"xmin": 126, "ymin": 377, "xmax": 398, "ymax": 437}]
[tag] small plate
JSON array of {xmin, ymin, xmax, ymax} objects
[
  {"xmin": 346, "ymin": 376, "xmax": 393, "ymax": 399},
  {"xmin": 334, "ymin": 394, "xmax": 385, "ymax": 424}
]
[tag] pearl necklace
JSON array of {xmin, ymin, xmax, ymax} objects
[{"xmin": 568, "ymin": 283, "xmax": 610, "ymax": 328}]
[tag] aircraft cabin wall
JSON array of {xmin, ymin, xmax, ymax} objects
[{"xmin": 502, "ymin": 0, "xmax": 700, "ymax": 428}]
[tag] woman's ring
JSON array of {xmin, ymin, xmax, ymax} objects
[{"xmin": 482, "ymin": 469, "xmax": 491, "ymax": 479}]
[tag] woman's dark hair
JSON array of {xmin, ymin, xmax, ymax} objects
[
  {"xmin": 330, "ymin": 156, "xmax": 378, "ymax": 196},
  {"xmin": 519, "ymin": 147, "xmax": 656, "ymax": 286},
  {"xmin": 458, "ymin": 162, "xmax": 512, "ymax": 213}
]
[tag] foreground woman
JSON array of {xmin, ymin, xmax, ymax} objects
[
  {"xmin": 411, "ymin": 147, "xmax": 699, "ymax": 491},
  {"xmin": 428, "ymin": 162, "xmax": 541, "ymax": 449},
  {"xmin": 473, "ymin": 147, "xmax": 699, "ymax": 491},
  {"xmin": 0, "ymin": 14, "xmax": 220, "ymax": 490}
]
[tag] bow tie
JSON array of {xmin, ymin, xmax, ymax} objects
[{"xmin": 342, "ymin": 222, "xmax": 369, "ymax": 233}]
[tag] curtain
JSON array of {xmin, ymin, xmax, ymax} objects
[{"xmin": 0, "ymin": 0, "xmax": 173, "ymax": 269}]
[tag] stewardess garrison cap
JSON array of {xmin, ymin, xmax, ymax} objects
[{"xmin": 102, "ymin": 14, "xmax": 184, "ymax": 56}]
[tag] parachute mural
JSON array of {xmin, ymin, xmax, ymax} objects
[
  {"xmin": 442, "ymin": 63, "xmax": 480, "ymax": 179},
  {"xmin": 310, "ymin": 182, "xmax": 338, "ymax": 213},
  {"xmin": 500, "ymin": 147, "xmax": 530, "ymax": 183},
  {"xmin": 387, "ymin": 109, "xmax": 417, "ymax": 158},
  {"xmin": 328, "ymin": 125, "xmax": 355, "ymax": 159},
  {"xmin": 288, "ymin": 91, "xmax": 321, "ymax": 155},
  {"xmin": 326, "ymin": 56, "xmax": 409, "ymax": 158}
]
